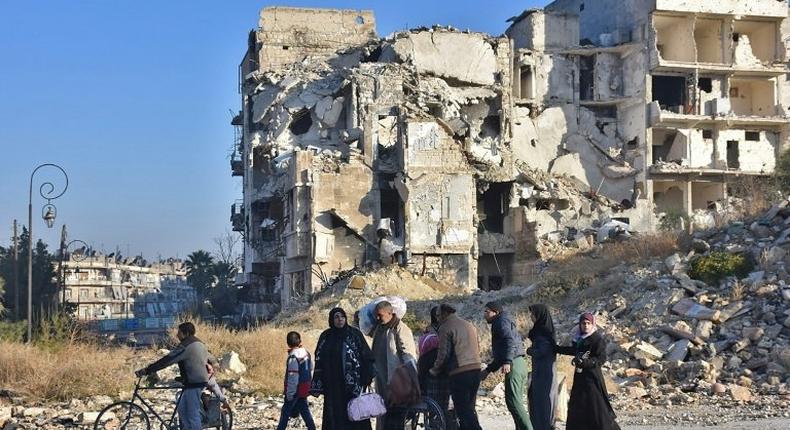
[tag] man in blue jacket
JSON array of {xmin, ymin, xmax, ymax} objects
[{"xmin": 481, "ymin": 301, "xmax": 532, "ymax": 430}]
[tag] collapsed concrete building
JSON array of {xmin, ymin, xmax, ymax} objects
[{"xmin": 229, "ymin": 2, "xmax": 790, "ymax": 316}]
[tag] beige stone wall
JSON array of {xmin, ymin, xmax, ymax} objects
[
  {"xmin": 257, "ymin": 7, "xmax": 376, "ymax": 71},
  {"xmin": 313, "ymin": 160, "xmax": 378, "ymax": 243}
]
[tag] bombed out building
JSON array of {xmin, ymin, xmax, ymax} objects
[{"xmin": 229, "ymin": 1, "xmax": 790, "ymax": 316}]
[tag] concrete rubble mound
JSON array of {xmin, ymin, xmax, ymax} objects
[{"xmin": 543, "ymin": 200, "xmax": 790, "ymax": 416}]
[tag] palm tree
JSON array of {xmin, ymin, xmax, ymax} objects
[
  {"xmin": 209, "ymin": 261, "xmax": 239, "ymax": 317},
  {"xmin": 185, "ymin": 250, "xmax": 216, "ymax": 308}
]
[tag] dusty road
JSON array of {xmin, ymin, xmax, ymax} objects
[{"xmin": 478, "ymin": 414, "xmax": 790, "ymax": 429}]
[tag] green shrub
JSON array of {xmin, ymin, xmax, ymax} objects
[
  {"xmin": 401, "ymin": 312, "xmax": 428, "ymax": 334},
  {"xmin": 0, "ymin": 321, "xmax": 26, "ymax": 342},
  {"xmin": 688, "ymin": 252, "xmax": 753, "ymax": 285},
  {"xmin": 776, "ymin": 150, "xmax": 790, "ymax": 193},
  {"xmin": 535, "ymin": 272, "xmax": 593, "ymax": 303},
  {"xmin": 660, "ymin": 209, "xmax": 689, "ymax": 231}
]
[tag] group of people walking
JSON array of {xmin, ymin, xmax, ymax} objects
[
  {"xmin": 301, "ymin": 301, "xmax": 620, "ymax": 430},
  {"xmin": 137, "ymin": 303, "xmax": 619, "ymax": 430}
]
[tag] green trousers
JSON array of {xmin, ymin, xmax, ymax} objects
[{"xmin": 505, "ymin": 356, "xmax": 533, "ymax": 430}]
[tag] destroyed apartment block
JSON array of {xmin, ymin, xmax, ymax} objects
[{"xmin": 228, "ymin": 2, "xmax": 790, "ymax": 316}]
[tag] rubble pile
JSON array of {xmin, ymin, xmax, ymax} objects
[
  {"xmin": 545, "ymin": 200, "xmax": 790, "ymax": 418},
  {"xmin": 275, "ymin": 265, "xmax": 450, "ymax": 330}
]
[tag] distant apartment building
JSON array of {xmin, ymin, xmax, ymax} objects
[
  {"xmin": 61, "ymin": 254, "xmax": 196, "ymax": 324},
  {"xmin": 229, "ymin": 2, "xmax": 790, "ymax": 317}
]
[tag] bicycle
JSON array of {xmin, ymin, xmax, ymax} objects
[
  {"xmin": 404, "ymin": 396, "xmax": 446, "ymax": 430},
  {"xmin": 93, "ymin": 376, "xmax": 233, "ymax": 430}
]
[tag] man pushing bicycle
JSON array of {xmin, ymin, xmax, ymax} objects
[{"xmin": 136, "ymin": 322, "xmax": 214, "ymax": 430}]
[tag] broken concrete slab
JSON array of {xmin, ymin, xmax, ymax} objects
[
  {"xmin": 387, "ymin": 31, "xmax": 498, "ymax": 86},
  {"xmin": 251, "ymin": 85, "xmax": 282, "ymax": 123},
  {"xmin": 315, "ymin": 96, "xmax": 345, "ymax": 127},
  {"xmin": 665, "ymin": 339, "xmax": 691, "ymax": 362},
  {"xmin": 672, "ymin": 298, "xmax": 721, "ymax": 322},
  {"xmin": 633, "ymin": 341, "xmax": 664, "ymax": 361}
]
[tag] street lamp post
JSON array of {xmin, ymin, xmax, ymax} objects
[
  {"xmin": 60, "ymin": 238, "xmax": 88, "ymax": 309},
  {"xmin": 28, "ymin": 163, "xmax": 68, "ymax": 342}
]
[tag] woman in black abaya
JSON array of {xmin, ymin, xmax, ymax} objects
[
  {"xmin": 526, "ymin": 304, "xmax": 557, "ymax": 430},
  {"xmin": 311, "ymin": 307, "xmax": 375, "ymax": 430},
  {"xmin": 555, "ymin": 312, "xmax": 620, "ymax": 430}
]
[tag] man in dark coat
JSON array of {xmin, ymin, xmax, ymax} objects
[
  {"xmin": 481, "ymin": 301, "xmax": 532, "ymax": 430},
  {"xmin": 556, "ymin": 312, "xmax": 620, "ymax": 430}
]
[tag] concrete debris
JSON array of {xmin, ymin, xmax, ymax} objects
[
  {"xmin": 219, "ymin": 351, "xmax": 248, "ymax": 374},
  {"xmin": 728, "ymin": 384, "xmax": 753, "ymax": 402},
  {"xmin": 672, "ymin": 298, "xmax": 722, "ymax": 322},
  {"xmin": 521, "ymin": 201, "xmax": 790, "ymax": 414}
]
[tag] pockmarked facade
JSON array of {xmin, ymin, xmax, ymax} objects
[{"xmin": 228, "ymin": 1, "xmax": 790, "ymax": 316}]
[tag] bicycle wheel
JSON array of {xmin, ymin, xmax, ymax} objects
[
  {"xmin": 94, "ymin": 401, "xmax": 151, "ymax": 430},
  {"xmin": 218, "ymin": 407, "xmax": 233, "ymax": 430},
  {"xmin": 405, "ymin": 397, "xmax": 446, "ymax": 430}
]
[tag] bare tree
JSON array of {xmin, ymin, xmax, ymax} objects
[{"xmin": 213, "ymin": 229, "xmax": 242, "ymax": 266}]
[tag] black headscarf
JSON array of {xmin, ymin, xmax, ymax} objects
[
  {"xmin": 528, "ymin": 304, "xmax": 555, "ymax": 342},
  {"xmin": 328, "ymin": 307, "xmax": 348, "ymax": 332},
  {"xmin": 429, "ymin": 306, "xmax": 440, "ymax": 331}
]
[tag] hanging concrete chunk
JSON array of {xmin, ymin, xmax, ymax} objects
[{"xmin": 389, "ymin": 32, "xmax": 497, "ymax": 86}]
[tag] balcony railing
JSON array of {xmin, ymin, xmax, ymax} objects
[{"xmin": 231, "ymin": 201, "xmax": 245, "ymax": 232}]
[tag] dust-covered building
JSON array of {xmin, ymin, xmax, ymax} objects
[{"xmin": 229, "ymin": 2, "xmax": 790, "ymax": 316}]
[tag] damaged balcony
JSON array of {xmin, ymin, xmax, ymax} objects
[
  {"xmin": 650, "ymin": 13, "xmax": 787, "ymax": 75},
  {"xmin": 650, "ymin": 128, "xmax": 778, "ymax": 177},
  {"xmin": 230, "ymin": 200, "xmax": 245, "ymax": 232},
  {"xmin": 729, "ymin": 78, "xmax": 779, "ymax": 117},
  {"xmin": 230, "ymin": 155, "xmax": 243, "ymax": 176},
  {"xmin": 649, "ymin": 73, "xmax": 789, "ymax": 128},
  {"xmin": 653, "ymin": 179, "xmax": 726, "ymax": 217}
]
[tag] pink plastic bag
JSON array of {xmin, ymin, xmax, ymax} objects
[{"xmin": 347, "ymin": 392, "xmax": 387, "ymax": 421}]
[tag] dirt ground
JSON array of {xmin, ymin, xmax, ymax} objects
[{"xmin": 477, "ymin": 411, "xmax": 790, "ymax": 430}]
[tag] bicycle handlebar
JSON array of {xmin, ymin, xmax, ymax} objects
[{"xmin": 134, "ymin": 375, "xmax": 185, "ymax": 390}]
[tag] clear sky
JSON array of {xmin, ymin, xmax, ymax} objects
[{"xmin": 0, "ymin": 0, "xmax": 548, "ymax": 259}]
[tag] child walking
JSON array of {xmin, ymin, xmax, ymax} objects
[{"xmin": 276, "ymin": 331, "xmax": 317, "ymax": 430}]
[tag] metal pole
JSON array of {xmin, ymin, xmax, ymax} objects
[
  {"xmin": 27, "ymin": 163, "xmax": 69, "ymax": 342},
  {"xmin": 12, "ymin": 220, "xmax": 19, "ymax": 321},
  {"xmin": 56, "ymin": 224, "xmax": 66, "ymax": 313},
  {"xmin": 27, "ymin": 199, "xmax": 33, "ymax": 341}
]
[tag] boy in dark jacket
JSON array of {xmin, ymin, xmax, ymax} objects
[
  {"xmin": 481, "ymin": 301, "xmax": 532, "ymax": 430},
  {"xmin": 276, "ymin": 331, "xmax": 316, "ymax": 430}
]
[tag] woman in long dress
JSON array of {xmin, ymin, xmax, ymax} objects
[
  {"xmin": 555, "ymin": 312, "xmax": 620, "ymax": 430},
  {"xmin": 311, "ymin": 307, "xmax": 375, "ymax": 430},
  {"xmin": 526, "ymin": 304, "xmax": 557, "ymax": 430}
]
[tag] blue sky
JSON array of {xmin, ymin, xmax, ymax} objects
[{"xmin": 0, "ymin": 0, "xmax": 548, "ymax": 259}]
